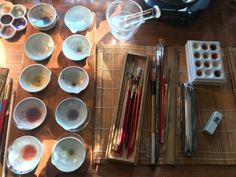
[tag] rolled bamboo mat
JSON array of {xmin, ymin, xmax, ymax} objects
[{"xmin": 93, "ymin": 44, "xmax": 236, "ymax": 165}]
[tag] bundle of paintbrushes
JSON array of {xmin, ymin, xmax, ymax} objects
[{"xmin": 106, "ymin": 53, "xmax": 150, "ymax": 163}]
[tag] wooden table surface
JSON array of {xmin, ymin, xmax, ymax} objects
[{"xmin": 1, "ymin": 0, "xmax": 236, "ymax": 176}]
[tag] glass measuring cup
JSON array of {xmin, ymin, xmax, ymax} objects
[{"xmin": 106, "ymin": 0, "xmax": 161, "ymax": 41}]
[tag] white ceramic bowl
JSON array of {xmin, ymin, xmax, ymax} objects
[
  {"xmin": 58, "ymin": 66, "xmax": 89, "ymax": 94},
  {"xmin": 27, "ymin": 3, "xmax": 57, "ymax": 30},
  {"xmin": 51, "ymin": 136, "xmax": 86, "ymax": 172},
  {"xmin": 19, "ymin": 64, "xmax": 51, "ymax": 92},
  {"xmin": 7, "ymin": 136, "xmax": 43, "ymax": 175},
  {"xmin": 62, "ymin": 34, "xmax": 91, "ymax": 61},
  {"xmin": 24, "ymin": 32, "xmax": 54, "ymax": 61},
  {"xmin": 13, "ymin": 97, "xmax": 47, "ymax": 130},
  {"xmin": 64, "ymin": 6, "xmax": 93, "ymax": 33},
  {"xmin": 55, "ymin": 98, "xmax": 88, "ymax": 131}
]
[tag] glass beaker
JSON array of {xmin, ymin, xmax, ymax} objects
[
  {"xmin": 106, "ymin": 0, "xmax": 144, "ymax": 41},
  {"xmin": 106, "ymin": 0, "xmax": 160, "ymax": 41}
]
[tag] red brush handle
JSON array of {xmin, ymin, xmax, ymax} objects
[
  {"xmin": 127, "ymin": 86, "xmax": 142, "ymax": 156},
  {"xmin": 118, "ymin": 91, "xmax": 132, "ymax": 153},
  {"xmin": 126, "ymin": 93, "xmax": 138, "ymax": 158},
  {"xmin": 0, "ymin": 100, "xmax": 9, "ymax": 139}
]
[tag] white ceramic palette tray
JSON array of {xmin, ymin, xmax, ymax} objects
[
  {"xmin": 185, "ymin": 40, "xmax": 226, "ymax": 84},
  {"xmin": 0, "ymin": 1, "xmax": 27, "ymax": 39}
]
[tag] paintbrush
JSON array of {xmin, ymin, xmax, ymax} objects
[
  {"xmin": 0, "ymin": 78, "xmax": 12, "ymax": 142},
  {"xmin": 0, "ymin": 68, "xmax": 9, "ymax": 95},
  {"xmin": 2, "ymin": 91, "xmax": 14, "ymax": 177},
  {"xmin": 150, "ymin": 68, "xmax": 156, "ymax": 164},
  {"xmin": 127, "ymin": 68, "xmax": 143, "ymax": 157}
]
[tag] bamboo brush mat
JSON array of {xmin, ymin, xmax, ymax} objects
[{"xmin": 93, "ymin": 44, "xmax": 236, "ymax": 165}]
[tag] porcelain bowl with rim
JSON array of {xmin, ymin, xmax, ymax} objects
[
  {"xmin": 27, "ymin": 3, "xmax": 57, "ymax": 29},
  {"xmin": 24, "ymin": 32, "xmax": 54, "ymax": 61},
  {"xmin": 64, "ymin": 6, "xmax": 93, "ymax": 33},
  {"xmin": 55, "ymin": 97, "xmax": 88, "ymax": 131},
  {"xmin": 58, "ymin": 66, "xmax": 89, "ymax": 94},
  {"xmin": 7, "ymin": 136, "xmax": 43, "ymax": 175},
  {"xmin": 51, "ymin": 136, "xmax": 86, "ymax": 172},
  {"xmin": 13, "ymin": 97, "xmax": 47, "ymax": 130},
  {"xmin": 19, "ymin": 64, "xmax": 51, "ymax": 93},
  {"xmin": 62, "ymin": 34, "xmax": 91, "ymax": 61}
]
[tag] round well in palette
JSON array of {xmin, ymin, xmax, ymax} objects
[
  {"xmin": 203, "ymin": 52, "xmax": 210, "ymax": 59},
  {"xmin": 12, "ymin": 17, "xmax": 27, "ymax": 31},
  {"xmin": 0, "ymin": 2, "xmax": 13, "ymax": 13},
  {"xmin": 214, "ymin": 70, "xmax": 222, "ymax": 78},
  {"xmin": 194, "ymin": 52, "xmax": 201, "ymax": 59},
  {"xmin": 210, "ymin": 44, "xmax": 217, "ymax": 51},
  {"xmin": 11, "ymin": 4, "xmax": 26, "ymax": 17},
  {"xmin": 201, "ymin": 43, "xmax": 209, "ymax": 50},
  {"xmin": 211, "ymin": 53, "xmax": 219, "ymax": 60},
  {"xmin": 196, "ymin": 70, "xmax": 204, "ymax": 77},
  {"xmin": 1, "ymin": 26, "xmax": 15, "ymax": 39},
  {"xmin": 0, "ymin": 14, "xmax": 13, "ymax": 25},
  {"xmin": 195, "ymin": 60, "xmax": 202, "ymax": 68}
]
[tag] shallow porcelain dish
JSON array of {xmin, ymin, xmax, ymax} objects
[
  {"xmin": 19, "ymin": 64, "xmax": 51, "ymax": 92},
  {"xmin": 27, "ymin": 3, "xmax": 57, "ymax": 30},
  {"xmin": 64, "ymin": 6, "xmax": 93, "ymax": 33},
  {"xmin": 58, "ymin": 66, "xmax": 89, "ymax": 94},
  {"xmin": 24, "ymin": 32, "xmax": 54, "ymax": 61},
  {"xmin": 7, "ymin": 136, "xmax": 43, "ymax": 175},
  {"xmin": 51, "ymin": 136, "xmax": 86, "ymax": 172},
  {"xmin": 62, "ymin": 34, "xmax": 91, "ymax": 61},
  {"xmin": 13, "ymin": 97, "xmax": 47, "ymax": 130},
  {"xmin": 55, "ymin": 98, "xmax": 88, "ymax": 131}
]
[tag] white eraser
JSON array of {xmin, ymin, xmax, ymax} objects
[{"xmin": 203, "ymin": 111, "xmax": 223, "ymax": 135}]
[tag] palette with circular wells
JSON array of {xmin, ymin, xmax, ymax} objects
[
  {"xmin": 0, "ymin": 1, "xmax": 27, "ymax": 39},
  {"xmin": 185, "ymin": 40, "xmax": 226, "ymax": 84}
]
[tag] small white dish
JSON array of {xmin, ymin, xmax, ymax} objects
[
  {"xmin": 27, "ymin": 3, "xmax": 57, "ymax": 30},
  {"xmin": 58, "ymin": 66, "xmax": 89, "ymax": 94},
  {"xmin": 13, "ymin": 97, "xmax": 47, "ymax": 130},
  {"xmin": 62, "ymin": 34, "xmax": 91, "ymax": 61},
  {"xmin": 64, "ymin": 6, "xmax": 93, "ymax": 33},
  {"xmin": 19, "ymin": 64, "xmax": 51, "ymax": 93},
  {"xmin": 24, "ymin": 32, "xmax": 54, "ymax": 61},
  {"xmin": 55, "ymin": 97, "xmax": 88, "ymax": 131},
  {"xmin": 7, "ymin": 136, "xmax": 43, "ymax": 175},
  {"xmin": 51, "ymin": 136, "xmax": 86, "ymax": 172}
]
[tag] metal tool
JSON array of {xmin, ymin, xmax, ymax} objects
[{"xmin": 181, "ymin": 83, "xmax": 196, "ymax": 156}]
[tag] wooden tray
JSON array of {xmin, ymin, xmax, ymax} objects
[
  {"xmin": 106, "ymin": 52, "xmax": 150, "ymax": 164},
  {"xmin": 5, "ymin": 4, "xmax": 96, "ymax": 177}
]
